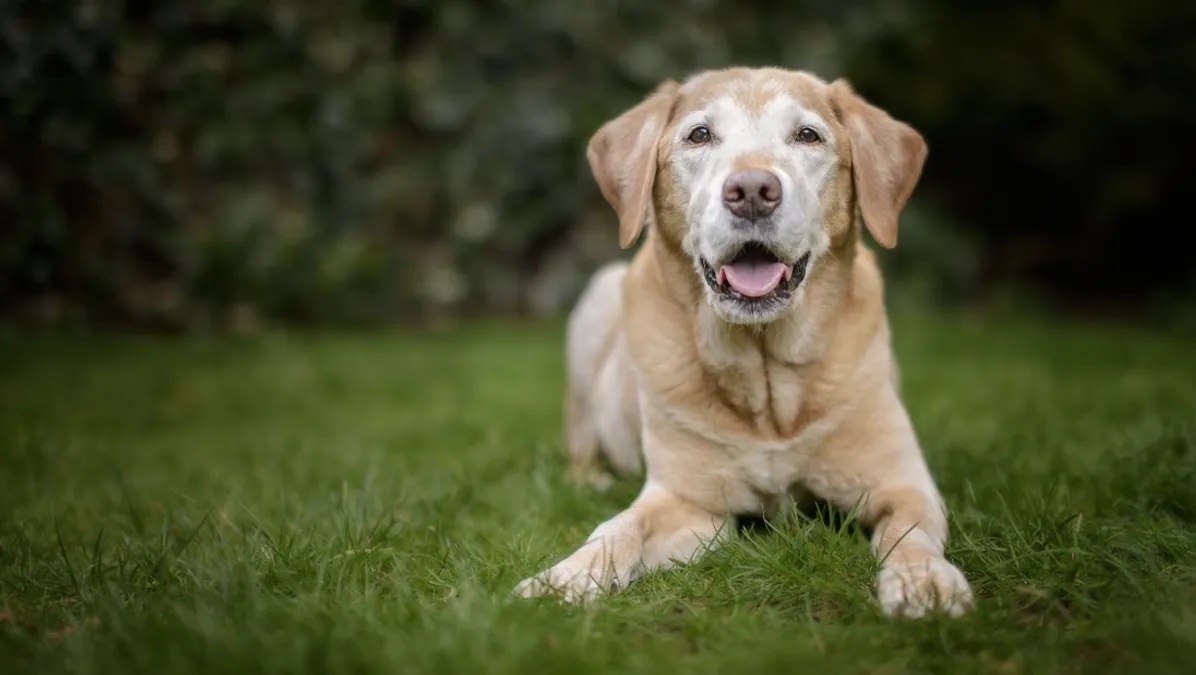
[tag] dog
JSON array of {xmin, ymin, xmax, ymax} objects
[{"xmin": 515, "ymin": 67, "xmax": 974, "ymax": 618}]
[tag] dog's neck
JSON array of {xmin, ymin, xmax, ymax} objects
[
  {"xmin": 650, "ymin": 231, "xmax": 856, "ymax": 362},
  {"xmin": 705, "ymin": 249, "xmax": 853, "ymax": 400},
  {"xmin": 637, "ymin": 231, "xmax": 872, "ymax": 437}
]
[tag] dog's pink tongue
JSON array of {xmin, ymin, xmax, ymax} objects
[{"xmin": 720, "ymin": 260, "xmax": 788, "ymax": 298}]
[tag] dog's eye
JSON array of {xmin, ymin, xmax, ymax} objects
[
  {"xmin": 687, "ymin": 125, "xmax": 712, "ymax": 145},
  {"xmin": 794, "ymin": 126, "xmax": 822, "ymax": 144}
]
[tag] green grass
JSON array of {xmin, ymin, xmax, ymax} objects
[{"xmin": 2, "ymin": 311, "xmax": 1196, "ymax": 674}]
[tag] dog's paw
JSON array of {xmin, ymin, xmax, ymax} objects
[
  {"xmin": 877, "ymin": 556, "xmax": 974, "ymax": 619},
  {"xmin": 513, "ymin": 563, "xmax": 610, "ymax": 604}
]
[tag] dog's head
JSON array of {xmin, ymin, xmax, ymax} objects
[{"xmin": 588, "ymin": 67, "xmax": 926, "ymax": 325}]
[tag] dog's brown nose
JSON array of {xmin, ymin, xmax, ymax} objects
[{"xmin": 722, "ymin": 169, "xmax": 782, "ymax": 221}]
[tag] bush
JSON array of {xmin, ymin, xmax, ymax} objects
[
  {"xmin": 2, "ymin": 1, "xmax": 1189, "ymax": 330},
  {"xmin": 0, "ymin": 1, "xmax": 861, "ymax": 330},
  {"xmin": 846, "ymin": 0, "xmax": 1196, "ymax": 307}
]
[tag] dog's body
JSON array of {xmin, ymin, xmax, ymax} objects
[{"xmin": 517, "ymin": 67, "xmax": 973, "ymax": 618}]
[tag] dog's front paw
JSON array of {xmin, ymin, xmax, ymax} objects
[
  {"xmin": 513, "ymin": 562, "xmax": 610, "ymax": 604},
  {"xmin": 877, "ymin": 556, "xmax": 974, "ymax": 618}
]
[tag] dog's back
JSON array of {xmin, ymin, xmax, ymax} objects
[{"xmin": 564, "ymin": 262, "xmax": 642, "ymax": 486}]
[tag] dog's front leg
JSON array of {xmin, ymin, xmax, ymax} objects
[
  {"xmin": 859, "ymin": 481, "xmax": 974, "ymax": 618},
  {"xmin": 810, "ymin": 405, "xmax": 975, "ymax": 618},
  {"xmin": 816, "ymin": 473, "xmax": 973, "ymax": 617},
  {"xmin": 515, "ymin": 481, "xmax": 727, "ymax": 602}
]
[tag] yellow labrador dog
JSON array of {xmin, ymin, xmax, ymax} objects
[{"xmin": 515, "ymin": 67, "xmax": 974, "ymax": 618}]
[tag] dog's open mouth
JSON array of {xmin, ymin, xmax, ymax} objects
[{"xmin": 701, "ymin": 243, "xmax": 811, "ymax": 302}]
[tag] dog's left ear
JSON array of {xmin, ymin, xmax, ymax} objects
[
  {"xmin": 587, "ymin": 79, "xmax": 681, "ymax": 249},
  {"xmin": 829, "ymin": 79, "xmax": 927, "ymax": 249}
]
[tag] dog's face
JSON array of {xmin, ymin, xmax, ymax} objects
[
  {"xmin": 668, "ymin": 70, "xmax": 850, "ymax": 323},
  {"xmin": 588, "ymin": 68, "xmax": 927, "ymax": 325}
]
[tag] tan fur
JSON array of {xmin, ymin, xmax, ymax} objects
[
  {"xmin": 587, "ymin": 80, "xmax": 680, "ymax": 249},
  {"xmin": 518, "ymin": 67, "xmax": 973, "ymax": 618},
  {"xmin": 828, "ymin": 80, "xmax": 928, "ymax": 249}
]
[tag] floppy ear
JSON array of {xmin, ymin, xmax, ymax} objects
[
  {"xmin": 587, "ymin": 80, "xmax": 680, "ymax": 249},
  {"xmin": 828, "ymin": 79, "xmax": 927, "ymax": 249}
]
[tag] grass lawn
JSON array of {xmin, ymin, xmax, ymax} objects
[{"xmin": 2, "ymin": 310, "xmax": 1195, "ymax": 674}]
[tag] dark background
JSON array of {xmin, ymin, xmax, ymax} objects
[{"xmin": 3, "ymin": 0, "xmax": 1194, "ymax": 332}]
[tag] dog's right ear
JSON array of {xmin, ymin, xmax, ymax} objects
[{"xmin": 587, "ymin": 80, "xmax": 680, "ymax": 249}]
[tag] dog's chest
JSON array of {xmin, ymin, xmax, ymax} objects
[
  {"xmin": 733, "ymin": 448, "xmax": 795, "ymax": 496},
  {"xmin": 697, "ymin": 358, "xmax": 840, "ymax": 496},
  {"xmin": 707, "ymin": 352, "xmax": 816, "ymax": 437},
  {"xmin": 724, "ymin": 417, "xmax": 836, "ymax": 497}
]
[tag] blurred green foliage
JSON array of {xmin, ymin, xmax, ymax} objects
[{"xmin": 1, "ymin": 1, "xmax": 1190, "ymax": 330}]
